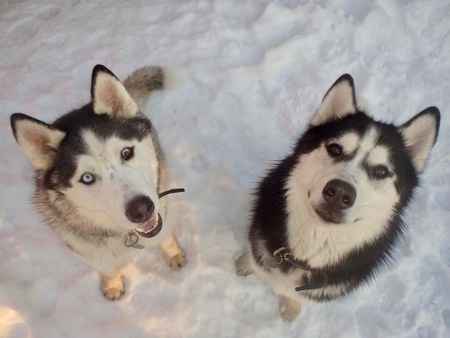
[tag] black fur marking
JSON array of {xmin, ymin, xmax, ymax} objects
[
  {"xmin": 249, "ymin": 154, "xmax": 297, "ymax": 272},
  {"xmin": 41, "ymin": 103, "xmax": 154, "ymax": 189},
  {"xmin": 326, "ymin": 143, "xmax": 359, "ymax": 163},
  {"xmin": 297, "ymin": 212, "xmax": 407, "ymax": 302},
  {"xmin": 248, "ymin": 110, "xmax": 423, "ymax": 300},
  {"xmin": 362, "ymin": 161, "xmax": 393, "ymax": 180}
]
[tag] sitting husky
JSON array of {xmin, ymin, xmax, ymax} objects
[
  {"xmin": 236, "ymin": 74, "xmax": 440, "ymax": 322},
  {"xmin": 10, "ymin": 65, "xmax": 185, "ymax": 300}
]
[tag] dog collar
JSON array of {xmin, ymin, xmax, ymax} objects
[
  {"xmin": 265, "ymin": 247, "xmax": 329, "ymax": 291},
  {"xmin": 124, "ymin": 188, "xmax": 185, "ymax": 249}
]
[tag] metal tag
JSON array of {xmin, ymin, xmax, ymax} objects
[
  {"xmin": 125, "ymin": 232, "xmax": 145, "ymax": 249},
  {"xmin": 129, "ymin": 242, "xmax": 145, "ymax": 249},
  {"xmin": 265, "ymin": 256, "xmax": 280, "ymax": 268}
]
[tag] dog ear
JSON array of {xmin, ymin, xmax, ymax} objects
[
  {"xmin": 91, "ymin": 64, "xmax": 139, "ymax": 118},
  {"xmin": 400, "ymin": 107, "xmax": 440, "ymax": 173},
  {"xmin": 310, "ymin": 74, "xmax": 358, "ymax": 126},
  {"xmin": 10, "ymin": 113, "xmax": 66, "ymax": 170}
]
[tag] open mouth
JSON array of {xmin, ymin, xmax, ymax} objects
[{"xmin": 135, "ymin": 214, "xmax": 163, "ymax": 238}]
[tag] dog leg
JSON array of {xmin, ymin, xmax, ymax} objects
[
  {"xmin": 279, "ymin": 296, "xmax": 301, "ymax": 323},
  {"xmin": 160, "ymin": 232, "xmax": 186, "ymax": 269},
  {"xmin": 235, "ymin": 253, "xmax": 254, "ymax": 276},
  {"xmin": 100, "ymin": 269, "xmax": 125, "ymax": 301}
]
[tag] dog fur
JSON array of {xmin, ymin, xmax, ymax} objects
[
  {"xmin": 11, "ymin": 65, "xmax": 185, "ymax": 300},
  {"xmin": 236, "ymin": 74, "xmax": 440, "ymax": 322}
]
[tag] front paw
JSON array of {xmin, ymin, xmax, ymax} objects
[
  {"xmin": 279, "ymin": 296, "xmax": 301, "ymax": 323},
  {"xmin": 161, "ymin": 233, "xmax": 186, "ymax": 270},
  {"xmin": 167, "ymin": 252, "xmax": 186, "ymax": 269},
  {"xmin": 103, "ymin": 285, "xmax": 125, "ymax": 301},
  {"xmin": 101, "ymin": 274, "xmax": 125, "ymax": 301}
]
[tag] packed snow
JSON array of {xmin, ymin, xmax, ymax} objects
[{"xmin": 1, "ymin": 0, "xmax": 449, "ymax": 337}]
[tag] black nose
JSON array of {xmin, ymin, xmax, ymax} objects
[
  {"xmin": 322, "ymin": 179, "xmax": 356, "ymax": 209},
  {"xmin": 125, "ymin": 195, "xmax": 155, "ymax": 223}
]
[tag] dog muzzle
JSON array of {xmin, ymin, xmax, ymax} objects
[{"xmin": 124, "ymin": 188, "xmax": 185, "ymax": 249}]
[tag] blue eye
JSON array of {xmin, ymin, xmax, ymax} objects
[{"xmin": 80, "ymin": 173, "xmax": 95, "ymax": 185}]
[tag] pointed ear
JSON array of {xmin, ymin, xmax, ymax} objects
[
  {"xmin": 10, "ymin": 113, "xmax": 66, "ymax": 170},
  {"xmin": 310, "ymin": 74, "xmax": 358, "ymax": 126},
  {"xmin": 91, "ymin": 64, "xmax": 139, "ymax": 118},
  {"xmin": 400, "ymin": 107, "xmax": 440, "ymax": 173}
]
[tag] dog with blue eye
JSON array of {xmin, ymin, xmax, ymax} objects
[{"xmin": 11, "ymin": 65, "xmax": 185, "ymax": 300}]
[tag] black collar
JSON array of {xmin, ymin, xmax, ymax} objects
[{"xmin": 265, "ymin": 247, "xmax": 329, "ymax": 291}]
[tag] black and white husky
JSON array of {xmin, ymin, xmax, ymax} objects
[
  {"xmin": 236, "ymin": 74, "xmax": 440, "ymax": 322},
  {"xmin": 11, "ymin": 65, "xmax": 185, "ymax": 300}
]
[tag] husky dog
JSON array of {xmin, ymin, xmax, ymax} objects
[
  {"xmin": 10, "ymin": 65, "xmax": 186, "ymax": 300},
  {"xmin": 236, "ymin": 74, "xmax": 440, "ymax": 322}
]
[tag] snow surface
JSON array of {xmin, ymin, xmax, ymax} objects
[{"xmin": 1, "ymin": 0, "xmax": 449, "ymax": 337}]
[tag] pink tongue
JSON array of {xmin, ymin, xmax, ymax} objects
[{"xmin": 142, "ymin": 217, "xmax": 158, "ymax": 232}]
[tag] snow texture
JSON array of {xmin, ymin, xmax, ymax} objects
[{"xmin": 0, "ymin": 0, "xmax": 449, "ymax": 337}]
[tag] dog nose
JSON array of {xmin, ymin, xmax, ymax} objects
[
  {"xmin": 322, "ymin": 179, "xmax": 356, "ymax": 209},
  {"xmin": 125, "ymin": 195, "xmax": 155, "ymax": 223}
]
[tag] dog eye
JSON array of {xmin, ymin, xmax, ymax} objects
[
  {"xmin": 80, "ymin": 173, "xmax": 95, "ymax": 185},
  {"xmin": 373, "ymin": 165, "xmax": 390, "ymax": 179},
  {"xmin": 326, "ymin": 143, "xmax": 342, "ymax": 157},
  {"xmin": 121, "ymin": 147, "xmax": 134, "ymax": 161}
]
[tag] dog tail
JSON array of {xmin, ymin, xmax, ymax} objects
[{"xmin": 123, "ymin": 66, "xmax": 164, "ymax": 112}]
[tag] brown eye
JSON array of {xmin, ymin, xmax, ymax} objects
[
  {"xmin": 326, "ymin": 143, "xmax": 342, "ymax": 157},
  {"xmin": 373, "ymin": 165, "xmax": 390, "ymax": 179},
  {"xmin": 121, "ymin": 147, "xmax": 134, "ymax": 161}
]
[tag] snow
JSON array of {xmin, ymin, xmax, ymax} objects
[{"xmin": 0, "ymin": 0, "xmax": 449, "ymax": 337}]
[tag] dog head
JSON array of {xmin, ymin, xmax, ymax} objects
[
  {"xmin": 11, "ymin": 65, "xmax": 164, "ymax": 238},
  {"xmin": 292, "ymin": 75, "xmax": 440, "ymax": 229}
]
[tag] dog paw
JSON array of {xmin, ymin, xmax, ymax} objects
[
  {"xmin": 160, "ymin": 233, "xmax": 186, "ymax": 270},
  {"xmin": 235, "ymin": 253, "xmax": 254, "ymax": 276},
  {"xmin": 168, "ymin": 253, "xmax": 186, "ymax": 269},
  {"xmin": 101, "ymin": 274, "xmax": 125, "ymax": 301},
  {"xmin": 103, "ymin": 285, "xmax": 125, "ymax": 301},
  {"xmin": 279, "ymin": 296, "xmax": 301, "ymax": 323}
]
